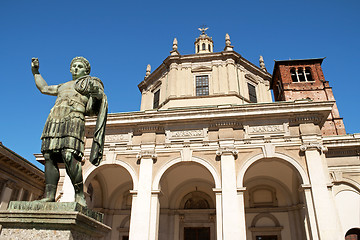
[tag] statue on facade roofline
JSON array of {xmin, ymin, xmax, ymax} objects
[{"xmin": 31, "ymin": 56, "xmax": 108, "ymax": 206}]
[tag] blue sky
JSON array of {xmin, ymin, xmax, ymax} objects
[{"xmin": 1, "ymin": 0, "xmax": 359, "ymax": 170}]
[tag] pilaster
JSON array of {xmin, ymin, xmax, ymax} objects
[
  {"xmin": 169, "ymin": 63, "xmax": 178, "ymax": 97},
  {"xmin": 300, "ymin": 184, "xmax": 319, "ymax": 240},
  {"xmin": 213, "ymin": 188, "xmax": 223, "ymax": 240},
  {"xmin": 226, "ymin": 59, "xmax": 238, "ymax": 93},
  {"xmin": 149, "ymin": 190, "xmax": 161, "ymax": 240}
]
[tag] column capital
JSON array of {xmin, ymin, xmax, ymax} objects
[
  {"xmin": 300, "ymin": 143, "xmax": 328, "ymax": 153},
  {"xmin": 136, "ymin": 150, "xmax": 157, "ymax": 163},
  {"xmin": 216, "ymin": 148, "xmax": 238, "ymax": 158}
]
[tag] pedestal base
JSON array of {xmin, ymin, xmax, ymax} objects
[{"xmin": 0, "ymin": 201, "xmax": 111, "ymax": 240}]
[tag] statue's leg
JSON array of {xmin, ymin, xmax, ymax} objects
[
  {"xmin": 39, "ymin": 152, "xmax": 59, "ymax": 202},
  {"xmin": 61, "ymin": 149, "xmax": 87, "ymax": 206}
]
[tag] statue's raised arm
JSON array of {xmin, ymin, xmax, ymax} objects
[{"xmin": 31, "ymin": 58, "xmax": 59, "ymax": 96}]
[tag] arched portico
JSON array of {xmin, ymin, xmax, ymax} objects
[
  {"xmin": 156, "ymin": 157, "xmax": 218, "ymax": 240},
  {"xmin": 237, "ymin": 152, "xmax": 310, "ymax": 188},
  {"xmin": 152, "ymin": 156, "xmax": 221, "ymax": 191},
  {"xmin": 237, "ymin": 152, "xmax": 313, "ymax": 240},
  {"xmin": 84, "ymin": 160, "xmax": 138, "ymax": 190},
  {"xmin": 84, "ymin": 160, "xmax": 135, "ymax": 240}
]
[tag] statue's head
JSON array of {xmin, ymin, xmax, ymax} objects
[{"xmin": 70, "ymin": 56, "xmax": 91, "ymax": 78}]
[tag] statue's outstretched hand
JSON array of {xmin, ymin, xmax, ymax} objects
[{"xmin": 31, "ymin": 58, "xmax": 39, "ymax": 74}]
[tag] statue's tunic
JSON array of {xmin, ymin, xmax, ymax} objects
[{"xmin": 41, "ymin": 76, "xmax": 106, "ymax": 160}]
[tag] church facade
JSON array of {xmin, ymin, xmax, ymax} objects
[{"xmin": 51, "ymin": 30, "xmax": 360, "ymax": 240}]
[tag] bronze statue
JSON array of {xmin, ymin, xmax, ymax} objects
[{"xmin": 31, "ymin": 57, "xmax": 107, "ymax": 206}]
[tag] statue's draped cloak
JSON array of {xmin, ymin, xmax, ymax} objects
[{"xmin": 41, "ymin": 76, "xmax": 107, "ymax": 166}]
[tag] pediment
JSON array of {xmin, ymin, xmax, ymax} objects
[
  {"xmin": 191, "ymin": 66, "xmax": 212, "ymax": 72},
  {"xmin": 245, "ymin": 73, "xmax": 259, "ymax": 83}
]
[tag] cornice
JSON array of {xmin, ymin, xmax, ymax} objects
[
  {"xmin": 323, "ymin": 134, "xmax": 360, "ymax": 155},
  {"xmin": 238, "ymin": 56, "xmax": 272, "ymax": 80},
  {"xmin": 0, "ymin": 145, "xmax": 44, "ymax": 181},
  {"xmin": 86, "ymin": 101, "xmax": 334, "ymax": 129}
]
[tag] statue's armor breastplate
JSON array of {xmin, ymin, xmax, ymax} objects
[{"xmin": 49, "ymin": 81, "xmax": 89, "ymax": 120}]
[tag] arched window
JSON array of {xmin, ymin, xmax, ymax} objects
[
  {"xmin": 182, "ymin": 191, "xmax": 212, "ymax": 209},
  {"xmin": 290, "ymin": 68, "xmax": 298, "ymax": 82},
  {"xmin": 202, "ymin": 43, "xmax": 206, "ymax": 50},
  {"xmin": 305, "ymin": 67, "xmax": 313, "ymax": 81},
  {"xmin": 298, "ymin": 68, "xmax": 306, "ymax": 82},
  {"xmin": 197, "ymin": 45, "xmax": 199, "ymax": 53},
  {"xmin": 208, "ymin": 44, "xmax": 211, "ymax": 52}
]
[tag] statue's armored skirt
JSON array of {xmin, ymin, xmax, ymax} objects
[{"xmin": 41, "ymin": 99, "xmax": 85, "ymax": 158}]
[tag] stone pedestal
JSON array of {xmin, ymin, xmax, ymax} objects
[{"xmin": 0, "ymin": 201, "xmax": 111, "ymax": 240}]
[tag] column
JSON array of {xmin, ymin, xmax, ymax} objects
[
  {"xmin": 129, "ymin": 151, "xmax": 157, "ymax": 240},
  {"xmin": 16, "ymin": 188, "xmax": 24, "ymax": 201},
  {"xmin": 29, "ymin": 192, "xmax": 35, "ymax": 201},
  {"xmin": 216, "ymin": 147, "xmax": 246, "ymax": 240},
  {"xmin": 0, "ymin": 181, "xmax": 14, "ymax": 210},
  {"xmin": 300, "ymin": 144, "xmax": 343, "ymax": 239}
]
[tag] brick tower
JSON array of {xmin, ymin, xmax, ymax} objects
[{"xmin": 271, "ymin": 58, "xmax": 346, "ymax": 136}]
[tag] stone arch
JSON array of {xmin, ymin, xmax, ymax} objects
[
  {"xmin": 152, "ymin": 156, "xmax": 221, "ymax": 190},
  {"xmin": 333, "ymin": 178, "xmax": 360, "ymax": 196},
  {"xmin": 249, "ymin": 213, "xmax": 283, "ymax": 240},
  {"xmin": 247, "ymin": 183, "xmax": 278, "ymax": 208},
  {"xmin": 88, "ymin": 173, "xmax": 108, "ymax": 209},
  {"xmin": 169, "ymin": 179, "xmax": 215, "ymax": 209},
  {"xmin": 333, "ymin": 183, "xmax": 360, "ymax": 236},
  {"xmin": 237, "ymin": 152, "xmax": 309, "ymax": 188},
  {"xmin": 107, "ymin": 181, "xmax": 133, "ymax": 209},
  {"xmin": 120, "ymin": 215, "xmax": 131, "ymax": 228},
  {"xmin": 118, "ymin": 215, "xmax": 131, "ymax": 240},
  {"xmin": 84, "ymin": 160, "xmax": 138, "ymax": 190},
  {"xmin": 345, "ymin": 228, "xmax": 360, "ymax": 240},
  {"xmin": 87, "ymin": 177, "xmax": 104, "ymax": 208},
  {"xmin": 180, "ymin": 190, "xmax": 213, "ymax": 209},
  {"xmin": 251, "ymin": 213, "xmax": 281, "ymax": 227},
  {"xmin": 245, "ymin": 176, "xmax": 297, "ymax": 206}
]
